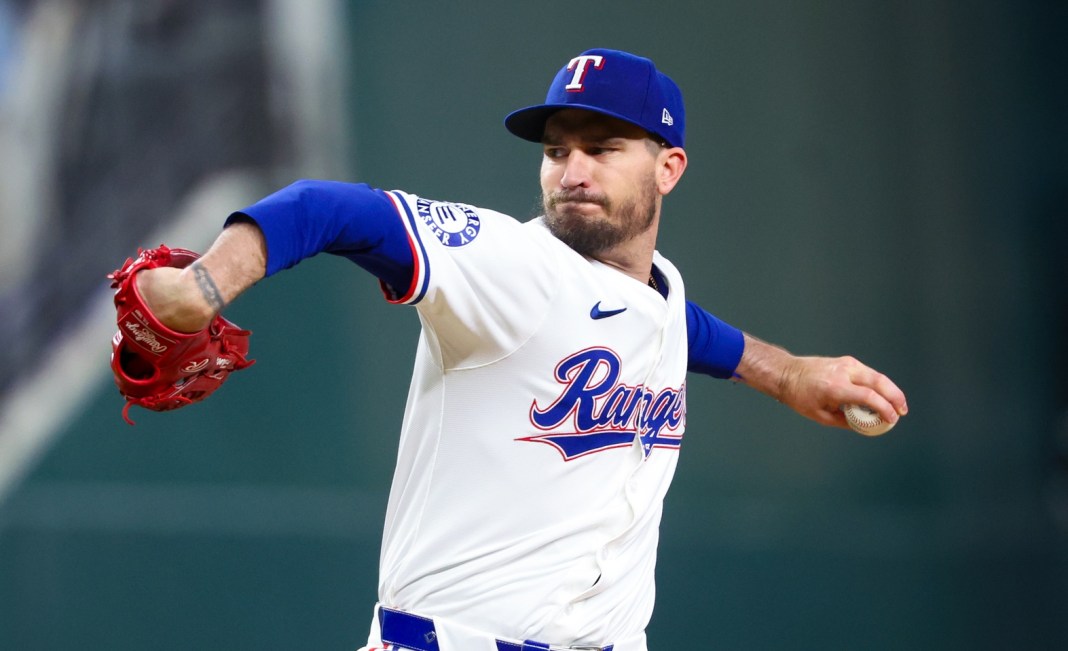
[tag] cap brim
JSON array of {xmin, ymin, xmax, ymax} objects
[{"xmin": 504, "ymin": 103, "xmax": 654, "ymax": 144}]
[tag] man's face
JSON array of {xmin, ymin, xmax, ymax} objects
[{"xmin": 540, "ymin": 109, "xmax": 662, "ymax": 257}]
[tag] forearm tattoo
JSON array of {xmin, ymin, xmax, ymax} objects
[{"xmin": 191, "ymin": 261, "xmax": 225, "ymax": 312}]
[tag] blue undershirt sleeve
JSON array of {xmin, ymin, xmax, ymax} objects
[
  {"xmin": 686, "ymin": 300, "xmax": 745, "ymax": 379},
  {"xmin": 224, "ymin": 179, "xmax": 414, "ymax": 291}
]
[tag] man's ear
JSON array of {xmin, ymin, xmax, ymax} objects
[{"xmin": 657, "ymin": 147, "xmax": 687, "ymax": 195}]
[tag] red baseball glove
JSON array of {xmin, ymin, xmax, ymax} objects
[{"xmin": 108, "ymin": 245, "xmax": 254, "ymax": 424}]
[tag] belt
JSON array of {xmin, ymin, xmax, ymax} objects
[{"xmin": 378, "ymin": 606, "xmax": 614, "ymax": 651}]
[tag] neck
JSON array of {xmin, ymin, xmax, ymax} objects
[{"xmin": 590, "ymin": 224, "xmax": 658, "ymax": 284}]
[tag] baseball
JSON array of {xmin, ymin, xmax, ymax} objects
[{"xmin": 842, "ymin": 404, "xmax": 894, "ymax": 436}]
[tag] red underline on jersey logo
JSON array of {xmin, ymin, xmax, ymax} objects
[{"xmin": 517, "ymin": 429, "xmax": 681, "ymax": 461}]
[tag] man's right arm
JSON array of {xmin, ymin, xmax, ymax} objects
[
  {"xmin": 135, "ymin": 220, "xmax": 267, "ymax": 332},
  {"xmin": 135, "ymin": 180, "xmax": 415, "ymax": 333}
]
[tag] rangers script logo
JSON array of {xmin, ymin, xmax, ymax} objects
[{"xmin": 521, "ymin": 347, "xmax": 685, "ymax": 460}]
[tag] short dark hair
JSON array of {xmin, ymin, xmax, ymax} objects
[{"xmin": 644, "ymin": 136, "xmax": 669, "ymax": 154}]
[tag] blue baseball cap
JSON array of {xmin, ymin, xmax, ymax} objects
[{"xmin": 505, "ymin": 48, "xmax": 685, "ymax": 148}]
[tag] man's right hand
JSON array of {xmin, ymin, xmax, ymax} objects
[
  {"xmin": 136, "ymin": 219, "xmax": 269, "ymax": 333},
  {"xmin": 108, "ymin": 245, "xmax": 256, "ymax": 423},
  {"xmin": 135, "ymin": 265, "xmax": 216, "ymax": 333}
]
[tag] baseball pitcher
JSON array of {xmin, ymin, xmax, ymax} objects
[{"xmin": 107, "ymin": 49, "xmax": 908, "ymax": 651}]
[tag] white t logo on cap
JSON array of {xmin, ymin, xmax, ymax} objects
[{"xmin": 564, "ymin": 55, "xmax": 605, "ymax": 91}]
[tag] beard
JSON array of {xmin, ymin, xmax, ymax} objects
[{"xmin": 541, "ymin": 176, "xmax": 658, "ymax": 257}]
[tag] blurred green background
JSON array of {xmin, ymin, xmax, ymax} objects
[{"xmin": 1, "ymin": 1, "xmax": 1065, "ymax": 649}]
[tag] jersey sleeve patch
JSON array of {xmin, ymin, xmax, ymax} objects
[
  {"xmin": 415, "ymin": 198, "xmax": 482, "ymax": 248},
  {"xmin": 381, "ymin": 193, "xmax": 485, "ymax": 304}
]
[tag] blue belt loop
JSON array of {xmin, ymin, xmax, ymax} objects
[{"xmin": 378, "ymin": 607, "xmax": 440, "ymax": 651}]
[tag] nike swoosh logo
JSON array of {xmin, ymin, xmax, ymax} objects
[{"xmin": 590, "ymin": 301, "xmax": 627, "ymax": 320}]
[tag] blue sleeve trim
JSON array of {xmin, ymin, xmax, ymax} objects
[
  {"xmin": 224, "ymin": 180, "xmax": 414, "ymax": 292},
  {"xmin": 383, "ymin": 191, "xmax": 431, "ymax": 304},
  {"xmin": 686, "ymin": 300, "xmax": 744, "ymax": 379}
]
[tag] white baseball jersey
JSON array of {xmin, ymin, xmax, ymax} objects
[{"xmin": 372, "ymin": 190, "xmax": 689, "ymax": 648}]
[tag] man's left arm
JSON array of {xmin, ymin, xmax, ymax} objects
[
  {"xmin": 732, "ymin": 333, "xmax": 908, "ymax": 430},
  {"xmin": 687, "ymin": 302, "xmax": 907, "ymax": 430}
]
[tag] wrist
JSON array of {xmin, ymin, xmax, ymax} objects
[
  {"xmin": 734, "ymin": 333, "xmax": 797, "ymax": 402},
  {"xmin": 135, "ymin": 267, "xmax": 216, "ymax": 333}
]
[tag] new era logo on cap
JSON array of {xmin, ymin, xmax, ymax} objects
[{"xmin": 504, "ymin": 48, "xmax": 686, "ymax": 148}]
